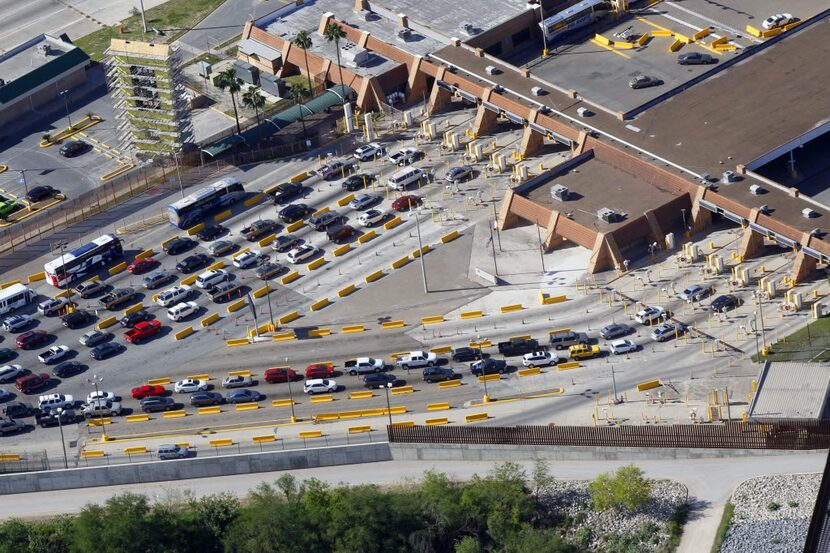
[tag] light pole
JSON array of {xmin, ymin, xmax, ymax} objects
[
  {"xmin": 285, "ymin": 357, "xmax": 296, "ymax": 423},
  {"xmin": 86, "ymin": 375, "xmax": 108, "ymax": 441},
  {"xmin": 751, "ymin": 316, "xmax": 760, "ymax": 362},
  {"xmin": 610, "ymin": 365, "xmax": 620, "ymax": 404},
  {"xmin": 173, "ymin": 154, "xmax": 185, "ymax": 199},
  {"xmin": 539, "ymin": 3, "xmax": 549, "ymax": 57},
  {"xmin": 56, "ymin": 241, "xmax": 71, "ymax": 300},
  {"xmin": 263, "ymin": 278, "xmax": 274, "ymax": 330},
  {"xmin": 17, "ymin": 170, "xmax": 30, "ymax": 204},
  {"xmin": 681, "ymin": 208, "xmax": 687, "ymax": 233},
  {"xmin": 55, "ymin": 407, "xmax": 69, "ymax": 469},
  {"xmin": 139, "ymin": 0, "xmax": 148, "ymax": 32},
  {"xmin": 477, "ymin": 334, "xmax": 490, "ymax": 404},
  {"xmin": 755, "ymin": 292, "xmax": 767, "ymax": 352},
  {"xmin": 383, "ymin": 382, "xmax": 393, "ymax": 427},
  {"xmin": 409, "ymin": 201, "xmax": 428, "ymax": 294},
  {"xmin": 59, "ymin": 90, "xmax": 72, "ymax": 129}
]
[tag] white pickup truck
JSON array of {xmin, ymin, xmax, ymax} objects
[
  {"xmin": 396, "ymin": 350, "xmax": 438, "ymax": 369},
  {"xmin": 344, "ymin": 357, "xmax": 386, "ymax": 376}
]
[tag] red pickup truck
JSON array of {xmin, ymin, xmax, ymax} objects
[{"xmin": 124, "ymin": 320, "xmax": 161, "ymax": 343}]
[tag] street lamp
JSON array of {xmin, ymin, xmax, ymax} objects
[
  {"xmin": 262, "ymin": 277, "xmax": 275, "ymax": 330},
  {"xmin": 477, "ymin": 334, "xmax": 491, "ymax": 404},
  {"xmin": 59, "ymin": 89, "xmax": 72, "ymax": 129},
  {"xmin": 408, "ymin": 200, "xmax": 428, "ymax": 294},
  {"xmin": 285, "ymin": 357, "xmax": 296, "ymax": 423},
  {"xmin": 383, "ymin": 382, "xmax": 393, "ymax": 427},
  {"xmin": 17, "ymin": 170, "xmax": 30, "ymax": 205},
  {"xmin": 86, "ymin": 375, "xmax": 108, "ymax": 441},
  {"xmin": 55, "ymin": 407, "xmax": 69, "ymax": 469},
  {"xmin": 681, "ymin": 208, "xmax": 688, "ymax": 232}
]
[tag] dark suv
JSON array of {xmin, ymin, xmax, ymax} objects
[
  {"xmin": 363, "ymin": 373, "xmax": 399, "ymax": 389},
  {"xmin": 61, "ymin": 309, "xmax": 94, "ymax": 329},
  {"xmin": 268, "ymin": 183, "xmax": 302, "ymax": 204},
  {"xmin": 497, "ymin": 338, "xmax": 540, "ymax": 357},
  {"xmin": 326, "ymin": 224, "xmax": 355, "ymax": 244},
  {"xmin": 163, "ymin": 238, "xmax": 196, "ymax": 255},
  {"xmin": 25, "ymin": 185, "xmax": 58, "ymax": 203},
  {"xmin": 175, "ymin": 254, "xmax": 210, "ymax": 273},
  {"xmin": 470, "ymin": 358, "xmax": 507, "ymax": 376},
  {"xmin": 140, "ymin": 397, "xmax": 176, "ymax": 413}
]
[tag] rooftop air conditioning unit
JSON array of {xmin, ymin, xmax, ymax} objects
[
  {"xmin": 447, "ymin": 65, "xmax": 458, "ymax": 73},
  {"xmin": 758, "ymin": 204, "xmax": 770, "ymax": 214},
  {"xmin": 493, "ymin": 84, "xmax": 504, "ymax": 93},
  {"xmin": 0, "ymin": 78, "xmax": 6, "ymax": 87},
  {"xmin": 357, "ymin": 10, "xmax": 373, "ymax": 21},
  {"xmin": 803, "ymin": 208, "xmax": 818, "ymax": 219},
  {"xmin": 597, "ymin": 208, "xmax": 619, "ymax": 223},
  {"xmin": 576, "ymin": 107, "xmax": 592, "ymax": 117},
  {"xmin": 551, "ymin": 184, "xmax": 570, "ymax": 201},
  {"xmin": 36, "ymin": 43, "xmax": 51, "ymax": 56},
  {"xmin": 531, "ymin": 86, "xmax": 544, "ymax": 96},
  {"xmin": 811, "ymin": 228, "xmax": 822, "ymax": 236},
  {"xmin": 396, "ymin": 28, "xmax": 411, "ymax": 42},
  {"xmin": 749, "ymin": 184, "xmax": 764, "ymax": 195},
  {"xmin": 722, "ymin": 170, "xmax": 737, "ymax": 183},
  {"xmin": 485, "ymin": 65, "xmax": 500, "ymax": 75},
  {"xmin": 459, "ymin": 22, "xmax": 478, "ymax": 36}
]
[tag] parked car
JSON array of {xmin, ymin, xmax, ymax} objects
[
  {"xmin": 131, "ymin": 385, "xmax": 166, "ymax": 400},
  {"xmin": 349, "ymin": 194, "xmax": 379, "ymax": 210},
  {"xmin": 38, "ymin": 393, "xmax": 74, "ymax": 411},
  {"xmin": 388, "ymin": 147, "xmax": 420, "ymax": 166},
  {"xmin": 25, "ymin": 184, "xmax": 58, "ymax": 202},
  {"xmin": 0, "ymin": 349, "xmax": 13, "ymax": 363},
  {"xmin": 221, "ymin": 375, "xmax": 253, "ymax": 389},
  {"xmin": 342, "ymin": 174, "xmax": 375, "ymax": 192},
  {"xmin": 303, "ymin": 379, "xmax": 337, "ymax": 394},
  {"xmin": 609, "ymin": 339, "xmax": 638, "ymax": 354},
  {"xmin": 123, "ymin": 320, "xmax": 161, "ymax": 343},
  {"xmin": 99, "ymin": 288, "xmax": 136, "ymax": 310},
  {"xmin": 272, "ymin": 234, "xmax": 301, "ymax": 253},
  {"xmin": 0, "ymin": 389, "xmax": 12, "ymax": 402},
  {"xmin": 268, "ymin": 182, "xmax": 303, "ymax": 204},
  {"xmin": 278, "ymin": 203, "xmax": 311, "ymax": 223},
  {"xmin": 0, "ymin": 418, "xmax": 26, "ymax": 435},
  {"xmin": 53, "ymin": 360, "xmax": 84, "ymax": 378},
  {"xmin": 196, "ymin": 269, "xmax": 229, "ymax": 289},
  {"xmin": 3, "ymin": 401, "xmax": 34, "ymax": 418},
  {"xmin": 16, "ymin": 330, "xmax": 49, "ymax": 349},
  {"xmin": 90, "ymin": 342, "xmax": 124, "ymax": 360},
  {"xmin": 167, "ymin": 301, "xmax": 199, "ymax": 322},
  {"xmin": 226, "ymin": 389, "xmax": 264, "ymax": 403},
  {"xmin": 61, "ymin": 309, "xmax": 93, "ymax": 329},
  {"xmin": 650, "ymin": 322, "xmax": 686, "ymax": 342},
  {"xmin": 73, "ymin": 280, "xmax": 105, "ymax": 298},
  {"xmin": 143, "ymin": 271, "xmax": 176, "ymax": 290},
  {"xmin": 600, "ymin": 323, "xmax": 630, "ymax": 340},
  {"xmin": 38, "ymin": 409, "xmax": 78, "ymax": 427},
  {"xmin": 549, "ymin": 331, "xmax": 588, "ymax": 350},
  {"xmin": 86, "ymin": 390, "xmax": 116, "ymax": 404},
  {"xmin": 287, "ymin": 245, "xmax": 317, "ymax": 264},
  {"xmin": 174, "ymin": 378, "xmax": 209, "ymax": 393},
  {"xmin": 422, "ymin": 367, "xmax": 459, "ymax": 383},
  {"xmin": 353, "ymin": 142, "xmax": 386, "ymax": 161},
  {"xmin": 81, "ymin": 400, "xmax": 121, "ymax": 419},
  {"xmin": 207, "ymin": 240, "xmax": 237, "ymax": 257},
  {"xmin": 156, "ymin": 285, "xmax": 192, "ymax": 307},
  {"xmin": 163, "ymin": 237, "xmax": 196, "ymax": 255},
  {"xmin": 15, "ymin": 373, "xmax": 50, "ymax": 393},
  {"xmin": 79, "ymin": 330, "xmax": 110, "ymax": 347},
  {"xmin": 344, "ymin": 358, "xmax": 385, "ymax": 376},
  {"xmin": 634, "ymin": 306, "xmax": 667, "ymax": 325},
  {"xmin": 470, "ymin": 359, "xmax": 507, "ymax": 376},
  {"xmin": 264, "ymin": 368, "xmax": 297, "ymax": 383},
  {"xmin": 175, "ymin": 254, "xmax": 210, "ymax": 273},
  {"xmin": 242, "ymin": 220, "xmax": 279, "ymax": 241},
  {"xmin": 157, "ymin": 444, "xmax": 189, "ymax": 460},
  {"xmin": 445, "ymin": 165, "xmax": 473, "ymax": 184},
  {"xmin": 521, "ymin": 351, "xmax": 558, "ymax": 367},
  {"xmin": 59, "ymin": 141, "xmax": 88, "ymax": 157},
  {"xmin": 126, "ymin": 257, "xmax": 155, "ymax": 274},
  {"xmin": 677, "ymin": 52, "xmax": 717, "ymax": 65},
  {"xmin": 679, "ymin": 284, "xmax": 709, "ymax": 302},
  {"xmin": 209, "ymin": 282, "xmax": 245, "ymax": 303},
  {"xmin": 37, "ymin": 345, "xmax": 70, "ymax": 364},
  {"xmin": 319, "ymin": 160, "xmax": 352, "ymax": 180},
  {"xmin": 256, "ymin": 262, "xmax": 283, "ymax": 280},
  {"xmin": 452, "ymin": 347, "xmax": 482, "ymax": 362},
  {"xmin": 308, "ymin": 211, "xmax": 340, "ymax": 231},
  {"xmin": 196, "ymin": 224, "xmax": 226, "ymax": 241},
  {"xmin": 2, "ymin": 315, "xmax": 33, "ymax": 332},
  {"xmin": 363, "ymin": 373, "xmax": 398, "ymax": 389},
  {"xmin": 628, "ymin": 75, "xmax": 662, "ymax": 89},
  {"xmin": 397, "ymin": 351, "xmax": 438, "ymax": 370},
  {"xmin": 711, "ymin": 294, "xmax": 738, "ymax": 313},
  {"xmin": 391, "ymin": 195, "xmax": 422, "ymax": 211},
  {"xmin": 232, "ymin": 250, "xmax": 266, "ymax": 269},
  {"xmin": 358, "ymin": 209, "xmax": 385, "ymax": 227},
  {"xmin": 497, "ymin": 338, "xmax": 540, "ymax": 357},
  {"xmin": 0, "ymin": 365, "xmax": 26, "ymax": 384},
  {"xmin": 120, "ymin": 310, "xmax": 154, "ymax": 328},
  {"xmin": 38, "ymin": 297, "xmax": 71, "ymax": 316},
  {"xmin": 189, "ymin": 392, "xmax": 224, "ymax": 406},
  {"xmin": 326, "ymin": 224, "xmax": 355, "ymax": 244},
  {"xmin": 140, "ymin": 397, "xmax": 176, "ymax": 413},
  {"xmin": 305, "ymin": 364, "xmax": 334, "ymax": 379},
  {"xmin": 762, "ymin": 13, "xmax": 795, "ymax": 30}
]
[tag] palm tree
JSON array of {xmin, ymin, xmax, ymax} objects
[
  {"xmin": 215, "ymin": 68, "xmax": 243, "ymax": 134},
  {"xmin": 292, "ymin": 30, "xmax": 314, "ymax": 99},
  {"xmin": 323, "ymin": 22, "xmax": 347, "ymax": 101},
  {"xmin": 242, "ymin": 86, "xmax": 266, "ymax": 125},
  {"xmin": 288, "ymin": 82, "xmax": 309, "ymax": 138}
]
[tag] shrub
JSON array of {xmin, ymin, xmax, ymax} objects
[
  {"xmin": 588, "ymin": 465, "xmax": 653, "ymax": 512},
  {"xmin": 767, "ymin": 502, "xmax": 780, "ymax": 512}
]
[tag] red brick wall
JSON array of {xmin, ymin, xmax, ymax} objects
[
  {"xmin": 704, "ymin": 190, "xmax": 752, "ymax": 219},
  {"xmin": 553, "ymin": 213, "xmax": 597, "ymax": 249},
  {"xmin": 652, "ymin": 195, "xmax": 692, "ymax": 231},
  {"xmin": 510, "ymin": 194, "xmax": 552, "ymax": 225},
  {"xmin": 611, "ymin": 216, "xmax": 651, "ymax": 251}
]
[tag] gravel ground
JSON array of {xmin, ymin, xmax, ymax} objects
[
  {"xmin": 541, "ymin": 479, "xmax": 688, "ymax": 551},
  {"xmin": 720, "ymin": 473, "xmax": 821, "ymax": 553}
]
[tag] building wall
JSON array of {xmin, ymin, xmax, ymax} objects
[{"xmin": 0, "ymin": 68, "xmax": 86, "ymax": 128}]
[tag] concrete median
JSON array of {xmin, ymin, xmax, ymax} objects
[
  {"xmin": 364, "ymin": 270, "xmax": 384, "ymax": 283},
  {"xmin": 108, "ymin": 262, "xmax": 127, "ymax": 276},
  {"xmin": 135, "ymin": 248, "xmax": 154, "ymax": 260},
  {"xmin": 307, "ymin": 257, "xmax": 326, "ymax": 271},
  {"xmin": 341, "ymin": 325, "xmax": 365, "ymax": 333},
  {"xmin": 126, "ymin": 414, "xmax": 150, "ymax": 423},
  {"xmin": 390, "ymin": 385, "xmax": 414, "ymax": 395},
  {"xmin": 280, "ymin": 271, "xmax": 301, "ymax": 284},
  {"xmin": 147, "ymin": 377, "xmax": 171, "ymax": 385},
  {"xmin": 382, "ymin": 320, "xmax": 405, "ymax": 329},
  {"xmin": 278, "ymin": 311, "xmax": 299, "ymax": 324},
  {"xmin": 333, "ymin": 244, "xmax": 351, "ymax": 257},
  {"xmin": 226, "ymin": 338, "xmax": 250, "ymax": 347},
  {"xmin": 186, "ymin": 223, "xmax": 204, "ymax": 236},
  {"xmin": 500, "ymin": 304, "xmax": 523, "ymax": 313},
  {"xmin": 227, "ymin": 299, "xmax": 247, "ymax": 313},
  {"xmin": 244, "ymin": 194, "xmax": 263, "ymax": 207},
  {"xmin": 337, "ymin": 284, "xmax": 357, "ymax": 297},
  {"xmin": 465, "ymin": 413, "xmax": 489, "ymax": 423},
  {"xmin": 557, "ymin": 361, "xmax": 580, "ymax": 371},
  {"xmin": 258, "ymin": 234, "xmax": 276, "ymax": 248},
  {"xmin": 180, "ymin": 274, "xmax": 198, "ymax": 286},
  {"xmin": 349, "ymin": 391, "xmax": 374, "ymax": 400},
  {"xmin": 163, "ymin": 410, "xmax": 186, "ymax": 418},
  {"xmin": 198, "ymin": 406, "xmax": 221, "ymax": 415},
  {"xmin": 310, "ymin": 298, "xmax": 330, "ymax": 311},
  {"xmin": 636, "ymin": 379, "xmax": 662, "ymax": 392},
  {"xmin": 421, "ymin": 315, "xmax": 444, "ymax": 325},
  {"xmin": 518, "ymin": 367, "xmax": 541, "ymax": 377},
  {"xmin": 460, "ymin": 310, "xmax": 483, "ymax": 319},
  {"xmin": 272, "ymin": 332, "xmax": 296, "ymax": 341},
  {"xmin": 96, "ymin": 316, "xmax": 117, "ymax": 330},
  {"xmin": 391, "ymin": 256, "xmax": 410, "ymax": 269},
  {"xmin": 174, "ymin": 326, "xmax": 194, "ymax": 340},
  {"xmin": 425, "ymin": 417, "xmax": 449, "ymax": 426},
  {"xmin": 358, "ymin": 231, "xmax": 376, "ymax": 244},
  {"xmin": 124, "ymin": 302, "xmax": 144, "ymax": 315},
  {"xmin": 235, "ymin": 402, "xmax": 259, "ymax": 411},
  {"xmin": 310, "ymin": 395, "xmax": 333, "ymax": 403},
  {"xmin": 438, "ymin": 380, "xmax": 461, "ymax": 389},
  {"xmin": 441, "ymin": 230, "xmax": 460, "ymax": 243},
  {"xmin": 337, "ymin": 193, "xmax": 355, "ymax": 207},
  {"xmin": 308, "ymin": 328, "xmax": 331, "ymax": 337},
  {"xmin": 286, "ymin": 220, "xmax": 305, "ymax": 232},
  {"xmin": 384, "ymin": 216, "xmax": 402, "ymax": 230},
  {"xmin": 427, "ymin": 402, "xmax": 450, "ymax": 411},
  {"xmin": 27, "ymin": 272, "xmax": 46, "ymax": 283},
  {"xmin": 213, "ymin": 209, "xmax": 232, "ymax": 222}
]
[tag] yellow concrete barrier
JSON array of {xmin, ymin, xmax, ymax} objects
[
  {"xmin": 384, "ymin": 216, "xmax": 402, "ymax": 230},
  {"xmin": 81, "ymin": 450, "xmax": 106, "ymax": 458},
  {"xmin": 272, "ymin": 332, "xmax": 295, "ymax": 341},
  {"xmin": 299, "ymin": 430, "xmax": 323, "ymax": 439},
  {"xmin": 123, "ymin": 446, "xmax": 147, "ymax": 455},
  {"xmin": 161, "ymin": 236, "xmax": 179, "ymax": 249},
  {"xmin": 421, "ymin": 315, "xmax": 444, "ymax": 325},
  {"xmin": 226, "ymin": 338, "xmax": 250, "ymax": 347},
  {"xmin": 333, "ymin": 244, "xmax": 351, "ymax": 257},
  {"xmin": 289, "ymin": 171, "xmax": 308, "ymax": 183},
  {"xmin": 557, "ymin": 361, "xmax": 581, "ymax": 371},
  {"xmin": 124, "ymin": 302, "xmax": 143, "ymax": 315},
  {"xmin": 636, "ymin": 32, "xmax": 651, "ymax": 46},
  {"xmin": 252, "ymin": 286, "xmax": 269, "ymax": 299},
  {"xmin": 108, "ymin": 262, "xmax": 127, "ymax": 276},
  {"xmin": 227, "ymin": 299, "xmax": 247, "ymax": 313},
  {"xmin": 180, "ymin": 274, "xmax": 198, "ymax": 286},
  {"xmin": 126, "ymin": 414, "xmax": 150, "ymax": 422},
  {"xmin": 637, "ymin": 379, "xmax": 662, "ymax": 392},
  {"xmin": 214, "ymin": 209, "xmax": 232, "ymax": 222},
  {"xmin": 461, "ymin": 310, "xmax": 483, "ymax": 319},
  {"xmin": 389, "ymin": 351, "xmax": 407, "ymax": 361},
  {"xmin": 349, "ymin": 391, "xmax": 374, "ymax": 400},
  {"xmin": 310, "ymin": 395, "xmax": 334, "ymax": 403},
  {"xmin": 348, "ymin": 425, "xmax": 372, "ymax": 434},
  {"xmin": 411, "ymin": 245, "xmax": 430, "ymax": 258},
  {"xmin": 209, "ymin": 439, "xmax": 234, "ymax": 448},
  {"xmin": 163, "ymin": 410, "xmax": 186, "ymax": 418},
  {"xmin": 469, "ymin": 340, "xmax": 492, "ymax": 348},
  {"xmin": 307, "ymin": 257, "xmax": 326, "ymax": 271},
  {"xmin": 27, "ymin": 272, "xmax": 46, "ymax": 283},
  {"xmin": 244, "ymin": 194, "xmax": 263, "ymax": 207},
  {"xmin": 257, "ymin": 234, "xmax": 276, "ymax": 248},
  {"xmin": 286, "ymin": 220, "xmax": 305, "ymax": 232},
  {"xmin": 713, "ymin": 41, "xmax": 736, "ymax": 50},
  {"xmin": 391, "ymin": 421, "xmax": 414, "ymax": 428},
  {"xmin": 174, "ymin": 326, "xmax": 194, "ymax": 340},
  {"xmin": 198, "ymin": 406, "xmax": 221, "ymax": 415},
  {"xmin": 87, "ymin": 418, "xmax": 111, "ymax": 427},
  {"xmin": 337, "ymin": 193, "xmax": 355, "ymax": 207},
  {"xmin": 228, "ymin": 370, "xmax": 251, "ymax": 377},
  {"xmin": 135, "ymin": 248, "xmax": 155, "ymax": 260},
  {"xmin": 674, "ymin": 32, "xmax": 691, "ymax": 44},
  {"xmin": 272, "ymin": 399, "xmax": 296, "ymax": 407},
  {"xmin": 148, "ymin": 377, "xmax": 171, "ymax": 385},
  {"xmin": 710, "ymin": 36, "xmax": 727, "ymax": 47},
  {"xmin": 342, "ymin": 325, "xmax": 365, "ymax": 333},
  {"xmin": 281, "ymin": 271, "xmax": 300, "ymax": 284},
  {"xmin": 0, "ymin": 280, "xmax": 20, "ymax": 289},
  {"xmin": 668, "ymin": 38, "xmax": 683, "ymax": 52},
  {"xmin": 358, "ymin": 230, "xmax": 376, "ymax": 243},
  {"xmin": 430, "ymin": 345, "xmax": 452, "ymax": 354},
  {"xmin": 96, "ymin": 316, "xmax": 117, "ymax": 330},
  {"xmin": 390, "ymin": 385, "xmax": 414, "ymax": 395},
  {"xmin": 518, "ymin": 367, "xmax": 541, "ymax": 377},
  {"xmin": 478, "ymin": 374, "xmax": 500, "ymax": 383},
  {"xmin": 614, "ymin": 41, "xmax": 635, "ymax": 49},
  {"xmin": 426, "ymin": 417, "xmax": 448, "ymax": 426},
  {"xmin": 745, "ymin": 24, "xmax": 762, "ymax": 37},
  {"xmin": 508, "ymin": 334, "xmax": 531, "ymax": 341},
  {"xmin": 235, "ymin": 402, "xmax": 259, "ymax": 411},
  {"xmin": 391, "ymin": 256, "xmax": 410, "ymax": 269},
  {"xmin": 441, "ymin": 230, "xmax": 460, "ymax": 243},
  {"xmin": 383, "ymin": 320, "xmax": 405, "ymax": 329},
  {"xmin": 761, "ymin": 27, "xmax": 783, "ymax": 38},
  {"xmin": 186, "ymin": 223, "xmax": 204, "ymax": 236},
  {"xmin": 427, "ymin": 402, "xmax": 450, "ymax": 411},
  {"xmin": 500, "ymin": 304, "xmax": 523, "ymax": 313},
  {"xmin": 692, "ymin": 28, "xmax": 710, "ymax": 40},
  {"xmin": 310, "ymin": 298, "xmax": 330, "ymax": 311},
  {"xmin": 186, "ymin": 373, "xmax": 210, "ymax": 381},
  {"xmin": 337, "ymin": 284, "xmax": 357, "ymax": 298},
  {"xmin": 652, "ymin": 29, "xmax": 673, "ymax": 37},
  {"xmin": 253, "ymin": 434, "xmax": 276, "ymax": 444},
  {"xmin": 594, "ymin": 33, "xmax": 611, "ymax": 46},
  {"xmin": 466, "ymin": 412, "xmax": 489, "ymax": 423},
  {"xmin": 540, "ymin": 292, "xmax": 567, "ymax": 305},
  {"xmin": 54, "ymin": 289, "xmax": 71, "ymax": 299},
  {"xmin": 278, "ymin": 311, "xmax": 300, "ymax": 325},
  {"xmin": 438, "ymin": 380, "xmax": 462, "ymax": 389},
  {"xmin": 0, "ymin": 453, "xmax": 20, "ymax": 462},
  {"xmin": 365, "ymin": 270, "xmax": 384, "ymax": 283}
]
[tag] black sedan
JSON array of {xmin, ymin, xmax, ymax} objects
[
  {"xmin": 58, "ymin": 141, "xmax": 88, "ymax": 157},
  {"xmin": 163, "ymin": 238, "xmax": 196, "ymax": 255},
  {"xmin": 25, "ymin": 185, "xmax": 58, "ymax": 203},
  {"xmin": 175, "ymin": 254, "xmax": 210, "ymax": 273},
  {"xmin": 268, "ymin": 183, "xmax": 302, "ymax": 204},
  {"xmin": 37, "ymin": 409, "xmax": 78, "ymax": 428},
  {"xmin": 226, "ymin": 389, "xmax": 264, "ymax": 404},
  {"xmin": 61, "ymin": 309, "xmax": 94, "ymax": 329},
  {"xmin": 90, "ymin": 342, "xmax": 125, "ymax": 360},
  {"xmin": 196, "ymin": 224, "xmax": 226, "ymax": 241},
  {"xmin": 53, "ymin": 361, "xmax": 85, "ymax": 378},
  {"xmin": 0, "ymin": 348, "xmax": 14, "ymax": 363},
  {"xmin": 278, "ymin": 203, "xmax": 311, "ymax": 223},
  {"xmin": 363, "ymin": 373, "xmax": 398, "ymax": 389},
  {"xmin": 341, "ymin": 174, "xmax": 374, "ymax": 191},
  {"xmin": 190, "ymin": 391, "xmax": 224, "ymax": 406},
  {"xmin": 452, "ymin": 347, "xmax": 482, "ymax": 362},
  {"xmin": 470, "ymin": 358, "xmax": 507, "ymax": 376},
  {"xmin": 711, "ymin": 294, "xmax": 738, "ymax": 313},
  {"xmin": 120, "ymin": 311, "xmax": 154, "ymax": 328}
]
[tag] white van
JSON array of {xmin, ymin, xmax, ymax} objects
[
  {"xmin": 156, "ymin": 285, "xmax": 192, "ymax": 308},
  {"xmin": 167, "ymin": 301, "xmax": 198, "ymax": 322},
  {"xmin": 387, "ymin": 167, "xmax": 424, "ymax": 191},
  {"xmin": 195, "ymin": 269, "xmax": 228, "ymax": 289}
]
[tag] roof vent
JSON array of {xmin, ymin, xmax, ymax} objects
[
  {"xmin": 493, "ymin": 84, "xmax": 504, "ymax": 93},
  {"xmin": 459, "ymin": 22, "xmax": 478, "ymax": 36},
  {"xmin": 758, "ymin": 204, "xmax": 770, "ymax": 214},
  {"xmin": 722, "ymin": 170, "xmax": 737, "ymax": 184},
  {"xmin": 447, "ymin": 65, "xmax": 457, "ymax": 73},
  {"xmin": 803, "ymin": 208, "xmax": 818, "ymax": 219},
  {"xmin": 749, "ymin": 184, "xmax": 765, "ymax": 195},
  {"xmin": 811, "ymin": 228, "xmax": 822, "ymax": 236},
  {"xmin": 576, "ymin": 107, "xmax": 592, "ymax": 117},
  {"xmin": 531, "ymin": 86, "xmax": 544, "ymax": 96},
  {"xmin": 597, "ymin": 208, "xmax": 620, "ymax": 223},
  {"xmin": 485, "ymin": 65, "xmax": 500, "ymax": 75},
  {"xmin": 396, "ymin": 28, "xmax": 411, "ymax": 42},
  {"xmin": 551, "ymin": 184, "xmax": 570, "ymax": 201},
  {"xmin": 356, "ymin": 9, "xmax": 373, "ymax": 21},
  {"xmin": 36, "ymin": 43, "xmax": 51, "ymax": 57}
]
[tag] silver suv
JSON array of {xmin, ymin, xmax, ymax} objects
[
  {"xmin": 82, "ymin": 399, "xmax": 122, "ymax": 418},
  {"xmin": 73, "ymin": 280, "xmax": 105, "ymax": 299},
  {"xmin": 157, "ymin": 444, "xmax": 188, "ymax": 460}
]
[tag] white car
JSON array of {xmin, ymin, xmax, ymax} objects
[
  {"xmin": 156, "ymin": 285, "xmax": 192, "ymax": 308},
  {"xmin": 287, "ymin": 245, "xmax": 316, "ymax": 264},
  {"xmin": 222, "ymin": 375, "xmax": 253, "ymax": 389},
  {"xmin": 232, "ymin": 250, "xmax": 263, "ymax": 269},
  {"xmin": 174, "ymin": 378, "xmax": 209, "ymax": 393},
  {"xmin": 349, "ymin": 194, "xmax": 378, "ymax": 210},
  {"xmin": 38, "ymin": 393, "xmax": 74, "ymax": 411},
  {"xmin": 1, "ymin": 314, "xmax": 32, "ymax": 332},
  {"xmin": 388, "ymin": 147, "xmax": 420, "ymax": 166},
  {"xmin": 609, "ymin": 339, "xmax": 637, "ymax": 355},
  {"xmin": 167, "ymin": 301, "xmax": 199, "ymax": 322},
  {"xmin": 86, "ymin": 390, "xmax": 116, "ymax": 404},
  {"xmin": 358, "ymin": 209, "xmax": 385, "ymax": 227},
  {"xmin": 634, "ymin": 306, "xmax": 666, "ymax": 325},
  {"xmin": 353, "ymin": 142, "xmax": 386, "ymax": 161},
  {"xmin": 0, "ymin": 364, "xmax": 26, "ymax": 383},
  {"xmin": 196, "ymin": 269, "xmax": 229, "ymax": 289},
  {"xmin": 521, "ymin": 351, "xmax": 558, "ymax": 367},
  {"xmin": 303, "ymin": 378, "xmax": 337, "ymax": 394},
  {"xmin": 762, "ymin": 13, "xmax": 795, "ymax": 30},
  {"xmin": 679, "ymin": 284, "xmax": 708, "ymax": 302},
  {"xmin": 37, "ymin": 345, "xmax": 70, "ymax": 364}
]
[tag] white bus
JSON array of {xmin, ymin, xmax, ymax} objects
[
  {"xmin": 44, "ymin": 234, "xmax": 123, "ymax": 288},
  {"xmin": 540, "ymin": 0, "xmax": 610, "ymax": 42},
  {"xmin": 0, "ymin": 284, "xmax": 37, "ymax": 316},
  {"xmin": 167, "ymin": 177, "xmax": 245, "ymax": 229}
]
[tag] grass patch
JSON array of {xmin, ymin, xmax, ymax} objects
[
  {"xmin": 664, "ymin": 503, "xmax": 690, "ymax": 552},
  {"xmin": 751, "ymin": 316, "xmax": 830, "ymax": 362},
  {"xmin": 74, "ymin": 0, "xmax": 226, "ymax": 61},
  {"xmin": 710, "ymin": 501, "xmax": 735, "ymax": 553},
  {"xmin": 184, "ymin": 52, "xmax": 220, "ymax": 68}
]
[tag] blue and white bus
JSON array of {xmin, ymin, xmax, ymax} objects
[
  {"xmin": 167, "ymin": 177, "xmax": 245, "ymax": 229},
  {"xmin": 44, "ymin": 234, "xmax": 123, "ymax": 288},
  {"xmin": 540, "ymin": 0, "xmax": 610, "ymax": 42}
]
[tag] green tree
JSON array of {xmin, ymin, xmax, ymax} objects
[
  {"xmin": 288, "ymin": 82, "xmax": 310, "ymax": 138},
  {"xmin": 588, "ymin": 464, "xmax": 653, "ymax": 512},
  {"xmin": 0, "ymin": 520, "xmax": 31, "ymax": 553},
  {"xmin": 454, "ymin": 536, "xmax": 483, "ymax": 553},
  {"xmin": 188, "ymin": 493, "xmax": 239, "ymax": 552},
  {"xmin": 459, "ymin": 463, "xmax": 534, "ymax": 546},
  {"xmin": 27, "ymin": 516, "xmax": 74, "ymax": 553},
  {"xmin": 242, "ymin": 86, "xmax": 266, "ymax": 125},
  {"xmin": 73, "ymin": 493, "xmax": 172, "ymax": 553},
  {"xmin": 215, "ymin": 68, "xmax": 244, "ymax": 134},
  {"xmin": 292, "ymin": 30, "xmax": 314, "ymax": 98},
  {"xmin": 503, "ymin": 526, "xmax": 578, "ymax": 553},
  {"xmin": 323, "ymin": 22, "xmax": 348, "ymax": 101}
]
